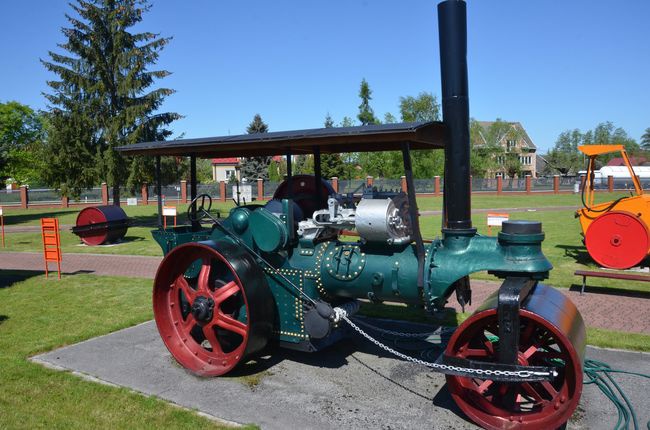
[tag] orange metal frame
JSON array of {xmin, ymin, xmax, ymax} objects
[
  {"xmin": 41, "ymin": 218, "xmax": 62, "ymax": 279},
  {"xmin": 578, "ymin": 145, "xmax": 643, "ymax": 209}
]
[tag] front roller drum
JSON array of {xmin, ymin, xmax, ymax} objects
[
  {"xmin": 153, "ymin": 240, "xmax": 275, "ymax": 376},
  {"xmin": 445, "ymin": 283, "xmax": 586, "ymax": 430}
]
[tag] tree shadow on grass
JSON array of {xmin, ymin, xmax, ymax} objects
[
  {"xmin": 3, "ymin": 210, "xmax": 77, "ymax": 226},
  {"xmin": 0, "ymin": 270, "xmax": 43, "ymax": 289},
  {"xmin": 0, "ymin": 315, "xmax": 8, "ymax": 325},
  {"xmin": 569, "ymin": 283, "xmax": 650, "ymax": 299}
]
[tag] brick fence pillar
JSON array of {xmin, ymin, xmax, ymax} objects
[
  {"xmin": 61, "ymin": 196, "xmax": 69, "ymax": 208},
  {"xmin": 101, "ymin": 182, "xmax": 108, "ymax": 205},
  {"xmin": 180, "ymin": 180, "xmax": 187, "ymax": 204},
  {"xmin": 608, "ymin": 175, "xmax": 614, "ymax": 192},
  {"xmin": 366, "ymin": 176, "xmax": 374, "ymax": 187},
  {"xmin": 580, "ymin": 175, "xmax": 586, "ymax": 192},
  {"xmin": 525, "ymin": 175, "xmax": 532, "ymax": 194},
  {"xmin": 434, "ymin": 176, "xmax": 440, "ymax": 197},
  {"xmin": 219, "ymin": 181, "xmax": 226, "ymax": 202},
  {"xmin": 497, "ymin": 176, "xmax": 503, "ymax": 195},
  {"xmin": 257, "ymin": 178, "xmax": 264, "ymax": 200},
  {"xmin": 553, "ymin": 175, "xmax": 559, "ymax": 194},
  {"xmin": 330, "ymin": 177, "xmax": 339, "ymax": 193},
  {"xmin": 400, "ymin": 176, "xmax": 407, "ymax": 192},
  {"xmin": 141, "ymin": 183, "xmax": 149, "ymax": 205}
]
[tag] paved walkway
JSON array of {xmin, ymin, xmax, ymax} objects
[
  {"xmin": 1, "ymin": 251, "xmax": 648, "ymax": 335},
  {"xmin": 32, "ymin": 320, "xmax": 650, "ymax": 430}
]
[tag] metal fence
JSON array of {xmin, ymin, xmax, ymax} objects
[
  {"xmin": 0, "ymin": 189, "xmax": 21, "ymax": 205},
  {"xmin": 6, "ymin": 175, "xmax": 644, "ymax": 208}
]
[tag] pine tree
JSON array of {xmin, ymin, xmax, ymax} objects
[
  {"xmin": 324, "ymin": 113, "xmax": 334, "ymax": 129},
  {"xmin": 241, "ymin": 114, "xmax": 272, "ymax": 181},
  {"xmin": 42, "ymin": 0, "xmax": 180, "ymax": 202},
  {"xmin": 357, "ymin": 78, "xmax": 379, "ymax": 125},
  {"xmin": 321, "ymin": 114, "xmax": 345, "ymax": 178}
]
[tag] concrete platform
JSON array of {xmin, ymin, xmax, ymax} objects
[{"xmin": 33, "ymin": 319, "xmax": 649, "ymax": 430}]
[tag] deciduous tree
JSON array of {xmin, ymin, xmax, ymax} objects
[
  {"xmin": 0, "ymin": 101, "xmax": 45, "ymax": 185},
  {"xmin": 642, "ymin": 127, "xmax": 650, "ymax": 150},
  {"xmin": 399, "ymin": 92, "xmax": 440, "ymax": 123}
]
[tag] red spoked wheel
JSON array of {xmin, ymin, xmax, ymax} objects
[
  {"xmin": 153, "ymin": 241, "xmax": 274, "ymax": 376},
  {"xmin": 445, "ymin": 309, "xmax": 582, "ymax": 430},
  {"xmin": 585, "ymin": 211, "xmax": 649, "ymax": 269}
]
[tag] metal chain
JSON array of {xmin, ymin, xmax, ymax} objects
[
  {"xmin": 341, "ymin": 315, "xmax": 557, "ymax": 380},
  {"xmin": 349, "ymin": 316, "xmax": 455, "ymax": 338}
]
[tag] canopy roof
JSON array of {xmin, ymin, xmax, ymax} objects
[{"xmin": 116, "ymin": 121, "xmax": 446, "ymax": 158}]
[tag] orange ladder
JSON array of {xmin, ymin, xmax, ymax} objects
[{"xmin": 41, "ymin": 218, "xmax": 62, "ymax": 279}]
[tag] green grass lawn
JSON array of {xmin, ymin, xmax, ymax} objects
[
  {"xmin": 0, "ymin": 270, "xmax": 236, "ymax": 429},
  {"xmin": 2, "ymin": 227, "xmax": 163, "ymax": 256}
]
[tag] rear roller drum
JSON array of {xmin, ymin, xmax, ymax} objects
[
  {"xmin": 585, "ymin": 211, "xmax": 649, "ymax": 269},
  {"xmin": 445, "ymin": 306, "xmax": 583, "ymax": 430},
  {"xmin": 153, "ymin": 241, "xmax": 275, "ymax": 376}
]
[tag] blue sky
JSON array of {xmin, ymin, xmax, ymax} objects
[{"xmin": 1, "ymin": 0, "xmax": 648, "ymax": 152}]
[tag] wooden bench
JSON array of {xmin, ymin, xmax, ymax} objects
[{"xmin": 574, "ymin": 270, "xmax": 650, "ymax": 294}]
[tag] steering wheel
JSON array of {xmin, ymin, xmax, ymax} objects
[{"xmin": 188, "ymin": 193, "xmax": 212, "ymax": 224}]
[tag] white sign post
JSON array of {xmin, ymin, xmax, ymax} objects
[
  {"xmin": 127, "ymin": 197, "xmax": 138, "ymax": 206},
  {"xmin": 232, "ymin": 184, "xmax": 252, "ymax": 204},
  {"xmin": 162, "ymin": 206, "xmax": 177, "ymax": 229},
  {"xmin": 487, "ymin": 212, "xmax": 509, "ymax": 235}
]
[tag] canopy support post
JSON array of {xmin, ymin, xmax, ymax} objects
[
  {"xmin": 156, "ymin": 156, "xmax": 163, "ymax": 229},
  {"xmin": 286, "ymin": 149, "xmax": 293, "ymax": 198},
  {"xmin": 401, "ymin": 141, "xmax": 425, "ymax": 290},
  {"xmin": 190, "ymin": 155, "xmax": 198, "ymax": 230},
  {"xmin": 314, "ymin": 146, "xmax": 322, "ymax": 201}
]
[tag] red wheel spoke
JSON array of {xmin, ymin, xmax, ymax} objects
[
  {"xmin": 197, "ymin": 258, "xmax": 211, "ymax": 293},
  {"xmin": 477, "ymin": 379, "xmax": 493, "ymax": 394},
  {"xmin": 482, "ymin": 337, "xmax": 495, "ymax": 355},
  {"xmin": 211, "ymin": 281, "xmax": 240, "ymax": 304},
  {"xmin": 174, "ymin": 276, "xmax": 196, "ymax": 303},
  {"xmin": 180, "ymin": 314, "xmax": 196, "ymax": 336},
  {"xmin": 523, "ymin": 345, "xmax": 539, "ymax": 359},
  {"xmin": 202, "ymin": 324, "xmax": 224, "ymax": 355},
  {"xmin": 215, "ymin": 312, "xmax": 248, "ymax": 337},
  {"xmin": 540, "ymin": 380, "xmax": 559, "ymax": 398},
  {"xmin": 521, "ymin": 382, "xmax": 545, "ymax": 403},
  {"xmin": 465, "ymin": 348, "xmax": 490, "ymax": 358}
]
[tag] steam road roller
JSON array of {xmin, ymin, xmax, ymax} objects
[
  {"xmin": 577, "ymin": 144, "xmax": 650, "ymax": 269},
  {"xmin": 118, "ymin": 1, "xmax": 586, "ymax": 429}
]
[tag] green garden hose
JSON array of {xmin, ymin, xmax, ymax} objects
[{"xmin": 583, "ymin": 359, "xmax": 650, "ymax": 430}]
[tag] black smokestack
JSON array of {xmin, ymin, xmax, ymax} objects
[{"xmin": 438, "ymin": 0, "xmax": 473, "ymax": 231}]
